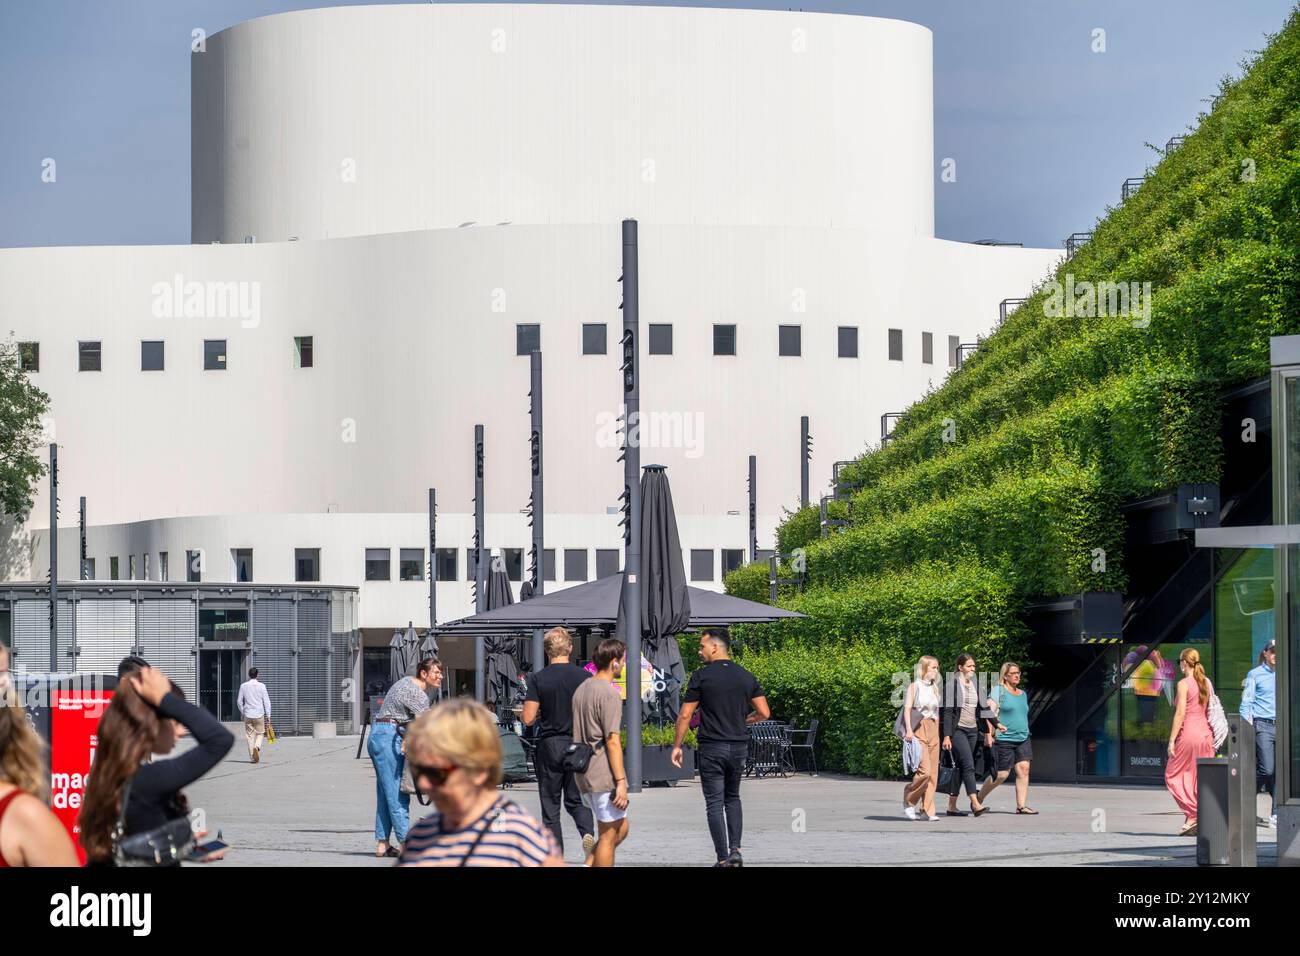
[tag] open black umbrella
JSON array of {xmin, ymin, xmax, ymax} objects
[{"xmin": 629, "ymin": 465, "xmax": 691, "ymax": 721}]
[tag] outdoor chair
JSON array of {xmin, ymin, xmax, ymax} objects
[
  {"xmin": 787, "ymin": 719, "xmax": 819, "ymax": 775},
  {"xmin": 745, "ymin": 720, "xmax": 794, "ymax": 778}
]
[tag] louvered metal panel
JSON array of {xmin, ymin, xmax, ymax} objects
[
  {"xmin": 251, "ymin": 599, "xmax": 296, "ymax": 733},
  {"xmin": 11, "ymin": 600, "xmax": 74, "ymax": 673},
  {"xmin": 297, "ymin": 599, "xmax": 331, "ymax": 726},
  {"xmin": 138, "ymin": 601, "xmax": 197, "ymax": 701},
  {"xmin": 74, "ymin": 599, "xmax": 135, "ymax": 677},
  {"xmin": 331, "ymin": 593, "xmax": 357, "ymax": 733}
]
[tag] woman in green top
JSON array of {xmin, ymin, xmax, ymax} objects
[{"xmin": 977, "ymin": 662, "xmax": 1037, "ymax": 814}]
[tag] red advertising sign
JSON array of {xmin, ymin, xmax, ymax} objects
[{"xmin": 50, "ymin": 687, "xmax": 114, "ymax": 864}]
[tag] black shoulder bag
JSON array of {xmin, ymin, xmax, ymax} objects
[
  {"xmin": 111, "ymin": 777, "xmax": 196, "ymax": 867},
  {"xmin": 559, "ymin": 737, "xmax": 605, "ymax": 774}
]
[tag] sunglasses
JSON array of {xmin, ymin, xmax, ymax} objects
[{"xmin": 411, "ymin": 762, "xmax": 458, "ymax": 787}]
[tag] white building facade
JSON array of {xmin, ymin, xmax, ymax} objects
[{"xmin": 1, "ymin": 5, "xmax": 1059, "ymax": 689}]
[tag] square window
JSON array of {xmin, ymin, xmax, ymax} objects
[
  {"xmin": 295, "ymin": 336, "xmax": 313, "ymax": 368},
  {"xmin": 109, "ymin": 557, "xmax": 119, "ymax": 581},
  {"xmin": 596, "ymin": 549, "xmax": 620, "ymax": 579},
  {"xmin": 232, "ymin": 548, "xmax": 253, "ymax": 583},
  {"xmin": 648, "ymin": 324, "xmax": 672, "ymax": 355},
  {"xmin": 690, "ymin": 549, "xmax": 715, "ymax": 582},
  {"xmin": 204, "ymin": 339, "xmax": 227, "ymax": 370},
  {"xmin": 838, "ymin": 327, "xmax": 858, "ymax": 359},
  {"xmin": 295, "ymin": 548, "xmax": 320, "ymax": 582},
  {"xmin": 18, "ymin": 342, "xmax": 39, "ymax": 372},
  {"xmin": 516, "ymin": 324, "xmax": 540, "ymax": 356},
  {"xmin": 563, "ymin": 549, "xmax": 588, "ymax": 582},
  {"xmin": 435, "ymin": 548, "xmax": 458, "ymax": 581},
  {"xmin": 582, "ymin": 324, "xmax": 607, "ymax": 355},
  {"xmin": 888, "ymin": 329, "xmax": 903, "ymax": 362},
  {"xmin": 159, "ymin": 552, "xmax": 169, "ymax": 582},
  {"xmin": 543, "ymin": 548, "xmax": 556, "ymax": 582},
  {"xmin": 364, "ymin": 548, "xmax": 390, "ymax": 581},
  {"xmin": 713, "ymin": 324, "xmax": 736, "ymax": 356},
  {"xmin": 79, "ymin": 341, "xmax": 102, "ymax": 372},
  {"xmin": 400, "ymin": 548, "xmax": 423, "ymax": 581},
  {"xmin": 922, "ymin": 331, "xmax": 934, "ymax": 365},
  {"xmin": 756, "ymin": 548, "xmax": 775, "ymax": 565},
  {"xmin": 949, "ymin": 335, "xmax": 961, "ymax": 368},
  {"xmin": 141, "ymin": 340, "xmax": 164, "ymax": 371},
  {"xmin": 779, "ymin": 325, "xmax": 801, "ymax": 357},
  {"xmin": 186, "ymin": 549, "xmax": 203, "ymax": 583},
  {"xmin": 504, "ymin": 548, "xmax": 524, "ymax": 582},
  {"xmin": 722, "ymin": 549, "xmax": 746, "ymax": 575}
]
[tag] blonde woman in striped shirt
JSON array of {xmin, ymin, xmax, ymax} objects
[{"xmin": 398, "ymin": 699, "xmax": 563, "ymax": 867}]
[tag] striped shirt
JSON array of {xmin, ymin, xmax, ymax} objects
[{"xmin": 397, "ymin": 797, "xmax": 560, "ymax": 867}]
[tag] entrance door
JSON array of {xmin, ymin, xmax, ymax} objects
[{"xmin": 199, "ymin": 649, "xmax": 243, "ymax": 721}]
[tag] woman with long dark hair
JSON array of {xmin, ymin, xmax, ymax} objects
[
  {"xmin": 940, "ymin": 653, "xmax": 991, "ymax": 817},
  {"xmin": 0, "ymin": 677, "xmax": 79, "ymax": 866},
  {"xmin": 1165, "ymin": 647, "xmax": 1216, "ymax": 836},
  {"xmin": 80, "ymin": 666, "xmax": 234, "ymax": 865}
]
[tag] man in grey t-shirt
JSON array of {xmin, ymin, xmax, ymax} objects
[{"xmin": 570, "ymin": 638, "xmax": 629, "ymax": 867}]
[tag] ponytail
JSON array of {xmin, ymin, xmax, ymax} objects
[{"xmin": 1180, "ymin": 648, "xmax": 1209, "ymax": 706}]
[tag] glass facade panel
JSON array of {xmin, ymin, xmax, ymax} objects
[{"xmin": 199, "ymin": 607, "xmax": 249, "ymax": 642}]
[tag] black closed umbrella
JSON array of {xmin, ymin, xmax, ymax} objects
[
  {"xmin": 483, "ymin": 560, "xmax": 522, "ymax": 714},
  {"xmin": 627, "ymin": 464, "xmax": 691, "ymax": 722}
]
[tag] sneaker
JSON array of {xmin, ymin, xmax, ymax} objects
[
  {"xmin": 726, "ymin": 849, "xmax": 744, "ymax": 867},
  {"xmin": 904, "ymin": 806, "xmax": 919, "ymax": 821},
  {"xmin": 927, "ymin": 815, "xmax": 941, "ymax": 822},
  {"xmin": 581, "ymin": 833, "xmax": 597, "ymax": 855},
  {"xmin": 1271, "ymin": 814, "xmax": 1278, "ymax": 828}
]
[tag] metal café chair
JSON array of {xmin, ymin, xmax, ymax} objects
[{"xmin": 787, "ymin": 718, "xmax": 820, "ymax": 775}]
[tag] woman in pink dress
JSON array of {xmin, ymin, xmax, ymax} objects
[{"xmin": 1164, "ymin": 648, "xmax": 1216, "ymax": 836}]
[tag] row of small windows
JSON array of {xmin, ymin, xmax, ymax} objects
[
  {"xmin": 516, "ymin": 324, "xmax": 962, "ymax": 365},
  {"xmin": 88, "ymin": 546, "xmax": 750, "ymax": 585},
  {"xmin": 16, "ymin": 337, "xmax": 314, "ymax": 373}
]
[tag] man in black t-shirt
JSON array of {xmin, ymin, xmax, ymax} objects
[
  {"xmin": 522, "ymin": 627, "xmax": 595, "ymax": 858},
  {"xmin": 672, "ymin": 628, "xmax": 769, "ymax": 867}
]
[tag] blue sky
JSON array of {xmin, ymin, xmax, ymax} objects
[{"xmin": 0, "ymin": 0, "xmax": 1293, "ymax": 249}]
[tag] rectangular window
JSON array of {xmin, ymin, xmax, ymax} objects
[
  {"xmin": 143, "ymin": 554, "xmax": 151, "ymax": 581},
  {"xmin": 295, "ymin": 548, "xmax": 320, "ymax": 583},
  {"xmin": 949, "ymin": 335, "xmax": 961, "ymax": 368},
  {"xmin": 888, "ymin": 328, "xmax": 903, "ymax": 362},
  {"xmin": 838, "ymin": 326, "xmax": 858, "ymax": 359},
  {"xmin": 79, "ymin": 341, "xmax": 102, "ymax": 372},
  {"xmin": 83, "ymin": 557, "xmax": 96, "ymax": 580},
  {"xmin": 110, "ymin": 557, "xmax": 120, "ymax": 581},
  {"xmin": 563, "ymin": 549, "xmax": 588, "ymax": 582},
  {"xmin": 435, "ymin": 548, "xmax": 458, "ymax": 581},
  {"xmin": 128, "ymin": 555, "xmax": 137, "ymax": 580},
  {"xmin": 595, "ymin": 549, "xmax": 620, "ymax": 579},
  {"xmin": 141, "ymin": 341, "xmax": 164, "ymax": 371},
  {"xmin": 516, "ymin": 324, "xmax": 540, "ymax": 356},
  {"xmin": 18, "ymin": 342, "xmax": 38, "ymax": 372},
  {"xmin": 295, "ymin": 336, "xmax": 313, "ymax": 368},
  {"xmin": 159, "ymin": 552, "xmax": 168, "ymax": 582},
  {"xmin": 582, "ymin": 324, "xmax": 607, "ymax": 355},
  {"xmin": 543, "ymin": 548, "xmax": 556, "ymax": 582},
  {"xmin": 186, "ymin": 550, "xmax": 202, "ymax": 583},
  {"xmin": 648, "ymin": 324, "xmax": 672, "ymax": 355},
  {"xmin": 922, "ymin": 331, "xmax": 934, "ymax": 365},
  {"xmin": 722, "ymin": 548, "xmax": 746, "ymax": 575},
  {"xmin": 713, "ymin": 324, "xmax": 736, "ymax": 356},
  {"xmin": 232, "ymin": 548, "xmax": 253, "ymax": 583},
  {"xmin": 199, "ymin": 607, "xmax": 249, "ymax": 642},
  {"xmin": 756, "ymin": 548, "xmax": 775, "ymax": 565},
  {"xmin": 204, "ymin": 339, "xmax": 227, "ymax": 371},
  {"xmin": 778, "ymin": 325, "xmax": 801, "ymax": 357},
  {"xmin": 690, "ymin": 549, "xmax": 715, "ymax": 582},
  {"xmin": 503, "ymin": 548, "xmax": 524, "ymax": 582},
  {"xmin": 364, "ymin": 548, "xmax": 390, "ymax": 581},
  {"xmin": 399, "ymin": 548, "xmax": 423, "ymax": 582}
]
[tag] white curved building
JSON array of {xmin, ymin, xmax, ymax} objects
[{"xmin": 1, "ymin": 4, "xmax": 1059, "ymax": 696}]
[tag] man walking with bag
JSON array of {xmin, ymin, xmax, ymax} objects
[
  {"xmin": 570, "ymin": 638, "xmax": 630, "ymax": 867},
  {"xmin": 237, "ymin": 667, "xmax": 273, "ymax": 764}
]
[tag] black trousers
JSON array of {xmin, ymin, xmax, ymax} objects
[
  {"xmin": 949, "ymin": 726, "xmax": 981, "ymax": 797},
  {"xmin": 698, "ymin": 741, "xmax": 748, "ymax": 860},
  {"xmin": 535, "ymin": 736, "xmax": 594, "ymax": 850}
]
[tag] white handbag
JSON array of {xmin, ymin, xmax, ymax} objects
[{"xmin": 1207, "ymin": 691, "xmax": 1229, "ymax": 751}]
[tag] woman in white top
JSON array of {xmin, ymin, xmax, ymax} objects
[{"xmin": 901, "ymin": 655, "xmax": 943, "ymax": 821}]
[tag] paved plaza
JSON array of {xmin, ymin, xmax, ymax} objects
[{"xmin": 185, "ymin": 735, "xmax": 1279, "ymax": 867}]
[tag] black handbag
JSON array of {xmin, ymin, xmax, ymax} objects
[
  {"xmin": 937, "ymin": 747, "xmax": 962, "ymax": 797},
  {"xmin": 111, "ymin": 777, "xmax": 196, "ymax": 867}
]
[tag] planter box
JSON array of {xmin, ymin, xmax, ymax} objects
[{"xmin": 642, "ymin": 744, "xmax": 694, "ymax": 785}]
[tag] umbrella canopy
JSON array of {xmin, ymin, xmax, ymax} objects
[
  {"xmin": 388, "ymin": 629, "xmax": 406, "ymax": 686},
  {"xmin": 625, "ymin": 465, "xmax": 691, "ymax": 720},
  {"xmin": 435, "ymin": 574, "xmax": 804, "ymax": 635},
  {"xmin": 401, "ymin": 622, "xmax": 422, "ymax": 677},
  {"xmin": 483, "ymin": 560, "xmax": 522, "ymax": 713}
]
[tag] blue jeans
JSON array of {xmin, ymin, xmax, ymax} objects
[
  {"xmin": 1255, "ymin": 718, "xmax": 1276, "ymax": 815},
  {"xmin": 368, "ymin": 723, "xmax": 410, "ymax": 843},
  {"xmin": 698, "ymin": 741, "xmax": 748, "ymax": 861}
]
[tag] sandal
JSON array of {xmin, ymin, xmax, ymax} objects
[{"xmin": 1016, "ymin": 806, "xmax": 1039, "ymax": 815}]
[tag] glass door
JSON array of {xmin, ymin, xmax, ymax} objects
[{"xmin": 199, "ymin": 649, "xmax": 243, "ymax": 721}]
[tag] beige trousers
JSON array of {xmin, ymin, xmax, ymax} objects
[
  {"xmin": 902, "ymin": 717, "xmax": 940, "ymax": 816},
  {"xmin": 244, "ymin": 717, "xmax": 266, "ymax": 758}
]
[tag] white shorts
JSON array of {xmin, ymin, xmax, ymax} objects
[{"xmin": 583, "ymin": 789, "xmax": 628, "ymax": 824}]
